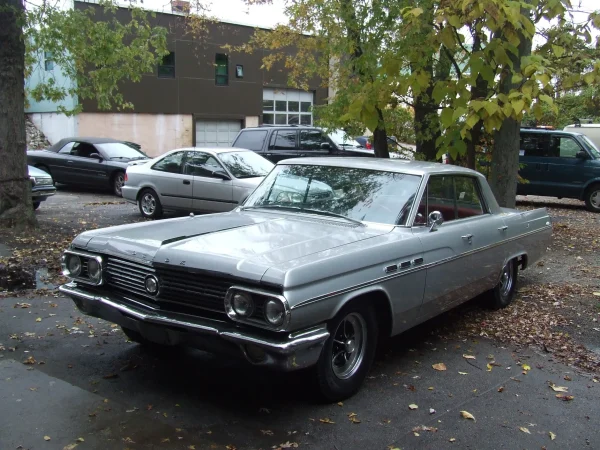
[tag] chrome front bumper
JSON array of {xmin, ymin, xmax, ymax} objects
[{"xmin": 59, "ymin": 282, "xmax": 329, "ymax": 371}]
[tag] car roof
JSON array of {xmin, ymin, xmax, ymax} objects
[
  {"xmin": 162, "ymin": 147, "xmax": 254, "ymax": 156},
  {"xmin": 48, "ymin": 137, "xmax": 132, "ymax": 152},
  {"xmin": 277, "ymin": 157, "xmax": 479, "ymax": 176},
  {"xmin": 520, "ymin": 128, "xmax": 583, "ymax": 137}
]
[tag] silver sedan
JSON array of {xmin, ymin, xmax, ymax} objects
[{"xmin": 122, "ymin": 147, "xmax": 273, "ymax": 218}]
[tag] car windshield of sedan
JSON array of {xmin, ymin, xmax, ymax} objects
[
  {"xmin": 95, "ymin": 143, "xmax": 148, "ymax": 160},
  {"xmin": 243, "ymin": 164, "xmax": 422, "ymax": 225},
  {"xmin": 218, "ymin": 151, "xmax": 275, "ymax": 179}
]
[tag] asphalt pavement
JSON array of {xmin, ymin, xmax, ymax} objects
[{"xmin": 1, "ymin": 189, "xmax": 599, "ymax": 450}]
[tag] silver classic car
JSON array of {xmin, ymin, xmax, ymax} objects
[{"xmin": 59, "ymin": 158, "xmax": 552, "ymax": 400}]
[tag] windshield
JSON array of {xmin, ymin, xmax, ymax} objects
[
  {"xmin": 95, "ymin": 143, "xmax": 148, "ymax": 159},
  {"xmin": 218, "ymin": 151, "xmax": 274, "ymax": 179},
  {"xmin": 243, "ymin": 164, "xmax": 422, "ymax": 225},
  {"xmin": 580, "ymin": 135, "xmax": 600, "ymax": 159},
  {"xmin": 327, "ymin": 130, "xmax": 363, "ymax": 148}
]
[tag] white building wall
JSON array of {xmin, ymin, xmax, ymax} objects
[
  {"xmin": 29, "ymin": 113, "xmax": 78, "ymax": 145},
  {"xmin": 78, "ymin": 113, "xmax": 193, "ymax": 157}
]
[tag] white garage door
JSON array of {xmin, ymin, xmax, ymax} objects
[{"xmin": 195, "ymin": 120, "xmax": 242, "ymax": 147}]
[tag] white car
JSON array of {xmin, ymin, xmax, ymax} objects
[{"xmin": 122, "ymin": 147, "xmax": 274, "ymax": 219}]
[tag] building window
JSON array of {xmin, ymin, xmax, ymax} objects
[
  {"xmin": 215, "ymin": 53, "xmax": 228, "ymax": 86},
  {"xmin": 44, "ymin": 51, "xmax": 54, "ymax": 71},
  {"xmin": 235, "ymin": 64, "xmax": 244, "ymax": 78},
  {"xmin": 262, "ymin": 89, "xmax": 313, "ymax": 125},
  {"xmin": 158, "ymin": 51, "xmax": 175, "ymax": 78}
]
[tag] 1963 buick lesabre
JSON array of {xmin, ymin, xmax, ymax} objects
[{"xmin": 59, "ymin": 158, "xmax": 551, "ymax": 400}]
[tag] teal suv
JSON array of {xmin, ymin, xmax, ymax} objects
[{"xmin": 518, "ymin": 128, "xmax": 600, "ymax": 212}]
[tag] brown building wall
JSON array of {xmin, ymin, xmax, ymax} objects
[{"xmin": 74, "ymin": 2, "xmax": 328, "ymax": 118}]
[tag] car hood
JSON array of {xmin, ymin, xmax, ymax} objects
[
  {"xmin": 232, "ymin": 176, "xmax": 264, "ymax": 189},
  {"xmin": 74, "ymin": 211, "xmax": 393, "ymax": 284}
]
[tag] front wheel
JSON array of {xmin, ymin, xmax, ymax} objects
[
  {"xmin": 314, "ymin": 304, "xmax": 378, "ymax": 402},
  {"xmin": 138, "ymin": 188, "xmax": 163, "ymax": 219},
  {"xmin": 112, "ymin": 171, "xmax": 125, "ymax": 197},
  {"xmin": 584, "ymin": 184, "xmax": 600, "ymax": 213},
  {"xmin": 485, "ymin": 259, "xmax": 518, "ymax": 310}
]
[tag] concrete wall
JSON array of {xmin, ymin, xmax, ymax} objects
[
  {"xmin": 29, "ymin": 113, "xmax": 78, "ymax": 145},
  {"xmin": 77, "ymin": 113, "xmax": 193, "ymax": 157}
]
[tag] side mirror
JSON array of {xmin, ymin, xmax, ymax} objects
[
  {"xmin": 89, "ymin": 153, "xmax": 103, "ymax": 161},
  {"xmin": 576, "ymin": 150, "xmax": 589, "ymax": 159},
  {"xmin": 320, "ymin": 143, "xmax": 331, "ymax": 150},
  {"xmin": 213, "ymin": 169, "xmax": 231, "ymax": 180},
  {"xmin": 428, "ymin": 211, "xmax": 444, "ymax": 232}
]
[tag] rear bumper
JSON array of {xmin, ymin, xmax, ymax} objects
[
  {"xmin": 59, "ymin": 282, "xmax": 329, "ymax": 371},
  {"xmin": 32, "ymin": 188, "xmax": 56, "ymax": 202},
  {"xmin": 121, "ymin": 186, "xmax": 139, "ymax": 205}
]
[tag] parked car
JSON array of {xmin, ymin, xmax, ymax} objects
[
  {"xmin": 355, "ymin": 135, "xmax": 414, "ymax": 159},
  {"xmin": 29, "ymin": 165, "xmax": 56, "ymax": 210},
  {"xmin": 122, "ymin": 147, "xmax": 274, "ymax": 219},
  {"xmin": 231, "ymin": 125, "xmax": 375, "ymax": 163},
  {"xmin": 26, "ymin": 137, "xmax": 150, "ymax": 197},
  {"xmin": 517, "ymin": 128, "xmax": 600, "ymax": 212},
  {"xmin": 564, "ymin": 119, "xmax": 600, "ymax": 150},
  {"xmin": 59, "ymin": 157, "xmax": 551, "ymax": 401}
]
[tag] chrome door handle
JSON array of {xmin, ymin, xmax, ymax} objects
[
  {"xmin": 498, "ymin": 226, "xmax": 508, "ymax": 231},
  {"xmin": 461, "ymin": 234, "xmax": 473, "ymax": 244}
]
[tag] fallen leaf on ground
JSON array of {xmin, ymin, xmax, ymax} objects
[
  {"xmin": 549, "ymin": 383, "xmax": 568, "ymax": 392},
  {"xmin": 43, "ymin": 436, "xmax": 51, "ymax": 441},
  {"xmin": 408, "ymin": 404, "xmax": 418, "ymax": 410},
  {"xmin": 522, "ymin": 364, "xmax": 531, "ymax": 371},
  {"xmin": 519, "ymin": 427, "xmax": 531, "ymax": 434},
  {"xmin": 486, "ymin": 363, "xmax": 493, "ymax": 372},
  {"xmin": 449, "ymin": 438, "xmax": 456, "ymax": 442},
  {"xmin": 319, "ymin": 418, "xmax": 335, "ymax": 424},
  {"xmin": 549, "ymin": 431, "xmax": 556, "ymax": 440},
  {"xmin": 460, "ymin": 411, "xmax": 476, "ymax": 421},
  {"xmin": 432, "ymin": 363, "xmax": 447, "ymax": 371},
  {"xmin": 498, "ymin": 386, "xmax": 504, "ymax": 393},
  {"xmin": 23, "ymin": 356, "xmax": 36, "ymax": 365},
  {"xmin": 556, "ymin": 394, "xmax": 574, "ymax": 401},
  {"xmin": 337, "ymin": 402, "xmax": 343, "ymax": 406},
  {"xmin": 429, "ymin": 408, "xmax": 436, "ymax": 414},
  {"xmin": 458, "ymin": 371, "xmax": 468, "ymax": 375},
  {"xmin": 564, "ymin": 375, "xmax": 572, "ymax": 381},
  {"xmin": 463, "ymin": 354, "xmax": 476, "ymax": 359},
  {"xmin": 35, "ymin": 317, "xmax": 42, "ymax": 322},
  {"xmin": 76, "ymin": 438, "xmax": 84, "ymax": 442},
  {"xmin": 102, "ymin": 373, "xmax": 118, "ymax": 379},
  {"xmin": 261, "ymin": 430, "xmax": 274, "ymax": 436},
  {"xmin": 161, "ymin": 438, "xmax": 170, "ymax": 443},
  {"xmin": 274, "ymin": 442, "xmax": 298, "ymax": 449},
  {"xmin": 412, "ymin": 425, "xmax": 437, "ymax": 433}
]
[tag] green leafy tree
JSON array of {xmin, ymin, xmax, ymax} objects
[{"xmin": 0, "ymin": 0, "xmax": 169, "ymax": 228}]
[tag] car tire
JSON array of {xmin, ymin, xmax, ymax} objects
[
  {"xmin": 584, "ymin": 183, "xmax": 600, "ymax": 213},
  {"xmin": 314, "ymin": 303, "xmax": 378, "ymax": 402},
  {"xmin": 485, "ymin": 259, "xmax": 518, "ymax": 310},
  {"xmin": 138, "ymin": 188, "xmax": 163, "ymax": 219},
  {"xmin": 112, "ymin": 171, "xmax": 125, "ymax": 197},
  {"xmin": 33, "ymin": 201, "xmax": 41, "ymax": 210}
]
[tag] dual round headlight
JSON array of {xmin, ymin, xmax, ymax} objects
[
  {"xmin": 87, "ymin": 258, "xmax": 102, "ymax": 283},
  {"xmin": 64, "ymin": 254, "xmax": 102, "ymax": 284},
  {"xmin": 229, "ymin": 290, "xmax": 287, "ymax": 327},
  {"xmin": 66, "ymin": 255, "xmax": 82, "ymax": 277}
]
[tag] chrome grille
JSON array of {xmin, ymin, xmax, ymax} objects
[{"xmin": 105, "ymin": 257, "xmax": 231, "ymax": 314}]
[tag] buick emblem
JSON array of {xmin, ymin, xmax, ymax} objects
[{"xmin": 144, "ymin": 275, "xmax": 159, "ymax": 295}]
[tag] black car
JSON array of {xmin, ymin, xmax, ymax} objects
[
  {"xmin": 26, "ymin": 137, "xmax": 149, "ymax": 196},
  {"xmin": 231, "ymin": 125, "xmax": 374, "ymax": 163}
]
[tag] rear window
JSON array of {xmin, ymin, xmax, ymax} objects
[{"xmin": 233, "ymin": 130, "xmax": 268, "ymax": 152}]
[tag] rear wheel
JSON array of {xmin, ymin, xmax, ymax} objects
[
  {"xmin": 138, "ymin": 188, "xmax": 163, "ymax": 219},
  {"xmin": 314, "ymin": 303, "xmax": 378, "ymax": 402},
  {"xmin": 584, "ymin": 183, "xmax": 600, "ymax": 213},
  {"xmin": 112, "ymin": 171, "xmax": 125, "ymax": 197},
  {"xmin": 485, "ymin": 259, "xmax": 518, "ymax": 310}
]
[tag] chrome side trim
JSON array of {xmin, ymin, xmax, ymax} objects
[{"xmin": 291, "ymin": 225, "xmax": 551, "ymax": 310}]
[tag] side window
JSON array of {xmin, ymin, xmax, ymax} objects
[
  {"xmin": 269, "ymin": 130, "xmax": 297, "ymax": 150},
  {"xmin": 427, "ymin": 176, "xmax": 456, "ymax": 222},
  {"xmin": 300, "ymin": 130, "xmax": 328, "ymax": 150},
  {"xmin": 152, "ymin": 151, "xmax": 185, "ymax": 174},
  {"xmin": 72, "ymin": 143, "xmax": 97, "ymax": 158},
  {"xmin": 454, "ymin": 176, "xmax": 485, "ymax": 218},
  {"xmin": 520, "ymin": 133, "xmax": 554, "ymax": 157},
  {"xmin": 58, "ymin": 142, "xmax": 75, "ymax": 154},
  {"xmin": 551, "ymin": 136, "xmax": 581, "ymax": 158},
  {"xmin": 233, "ymin": 130, "xmax": 268, "ymax": 152},
  {"xmin": 184, "ymin": 152, "xmax": 224, "ymax": 177}
]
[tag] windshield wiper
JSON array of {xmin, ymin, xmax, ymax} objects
[{"xmin": 240, "ymin": 205, "xmax": 364, "ymax": 226}]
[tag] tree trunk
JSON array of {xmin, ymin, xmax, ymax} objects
[
  {"xmin": 413, "ymin": 92, "xmax": 440, "ymax": 161},
  {"xmin": 372, "ymin": 106, "xmax": 389, "ymax": 158},
  {"xmin": 489, "ymin": 3, "xmax": 532, "ymax": 208},
  {"xmin": 465, "ymin": 120, "xmax": 482, "ymax": 170},
  {"xmin": 0, "ymin": 0, "xmax": 36, "ymax": 229}
]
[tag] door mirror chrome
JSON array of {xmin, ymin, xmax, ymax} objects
[
  {"xmin": 320, "ymin": 142, "xmax": 331, "ymax": 151},
  {"xmin": 576, "ymin": 150, "xmax": 589, "ymax": 159},
  {"xmin": 212, "ymin": 169, "xmax": 231, "ymax": 180},
  {"xmin": 428, "ymin": 211, "xmax": 444, "ymax": 232},
  {"xmin": 89, "ymin": 153, "xmax": 103, "ymax": 161}
]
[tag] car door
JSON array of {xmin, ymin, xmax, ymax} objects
[
  {"xmin": 412, "ymin": 175, "xmax": 480, "ymax": 319},
  {"xmin": 184, "ymin": 151, "xmax": 234, "ymax": 213},
  {"xmin": 298, "ymin": 129, "xmax": 331, "ymax": 158},
  {"xmin": 518, "ymin": 132, "xmax": 552, "ymax": 195},
  {"xmin": 265, "ymin": 130, "xmax": 300, "ymax": 162},
  {"xmin": 47, "ymin": 141, "xmax": 76, "ymax": 182},
  {"xmin": 544, "ymin": 134, "xmax": 589, "ymax": 198},
  {"xmin": 67, "ymin": 142, "xmax": 109, "ymax": 186},
  {"xmin": 149, "ymin": 151, "xmax": 193, "ymax": 211}
]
